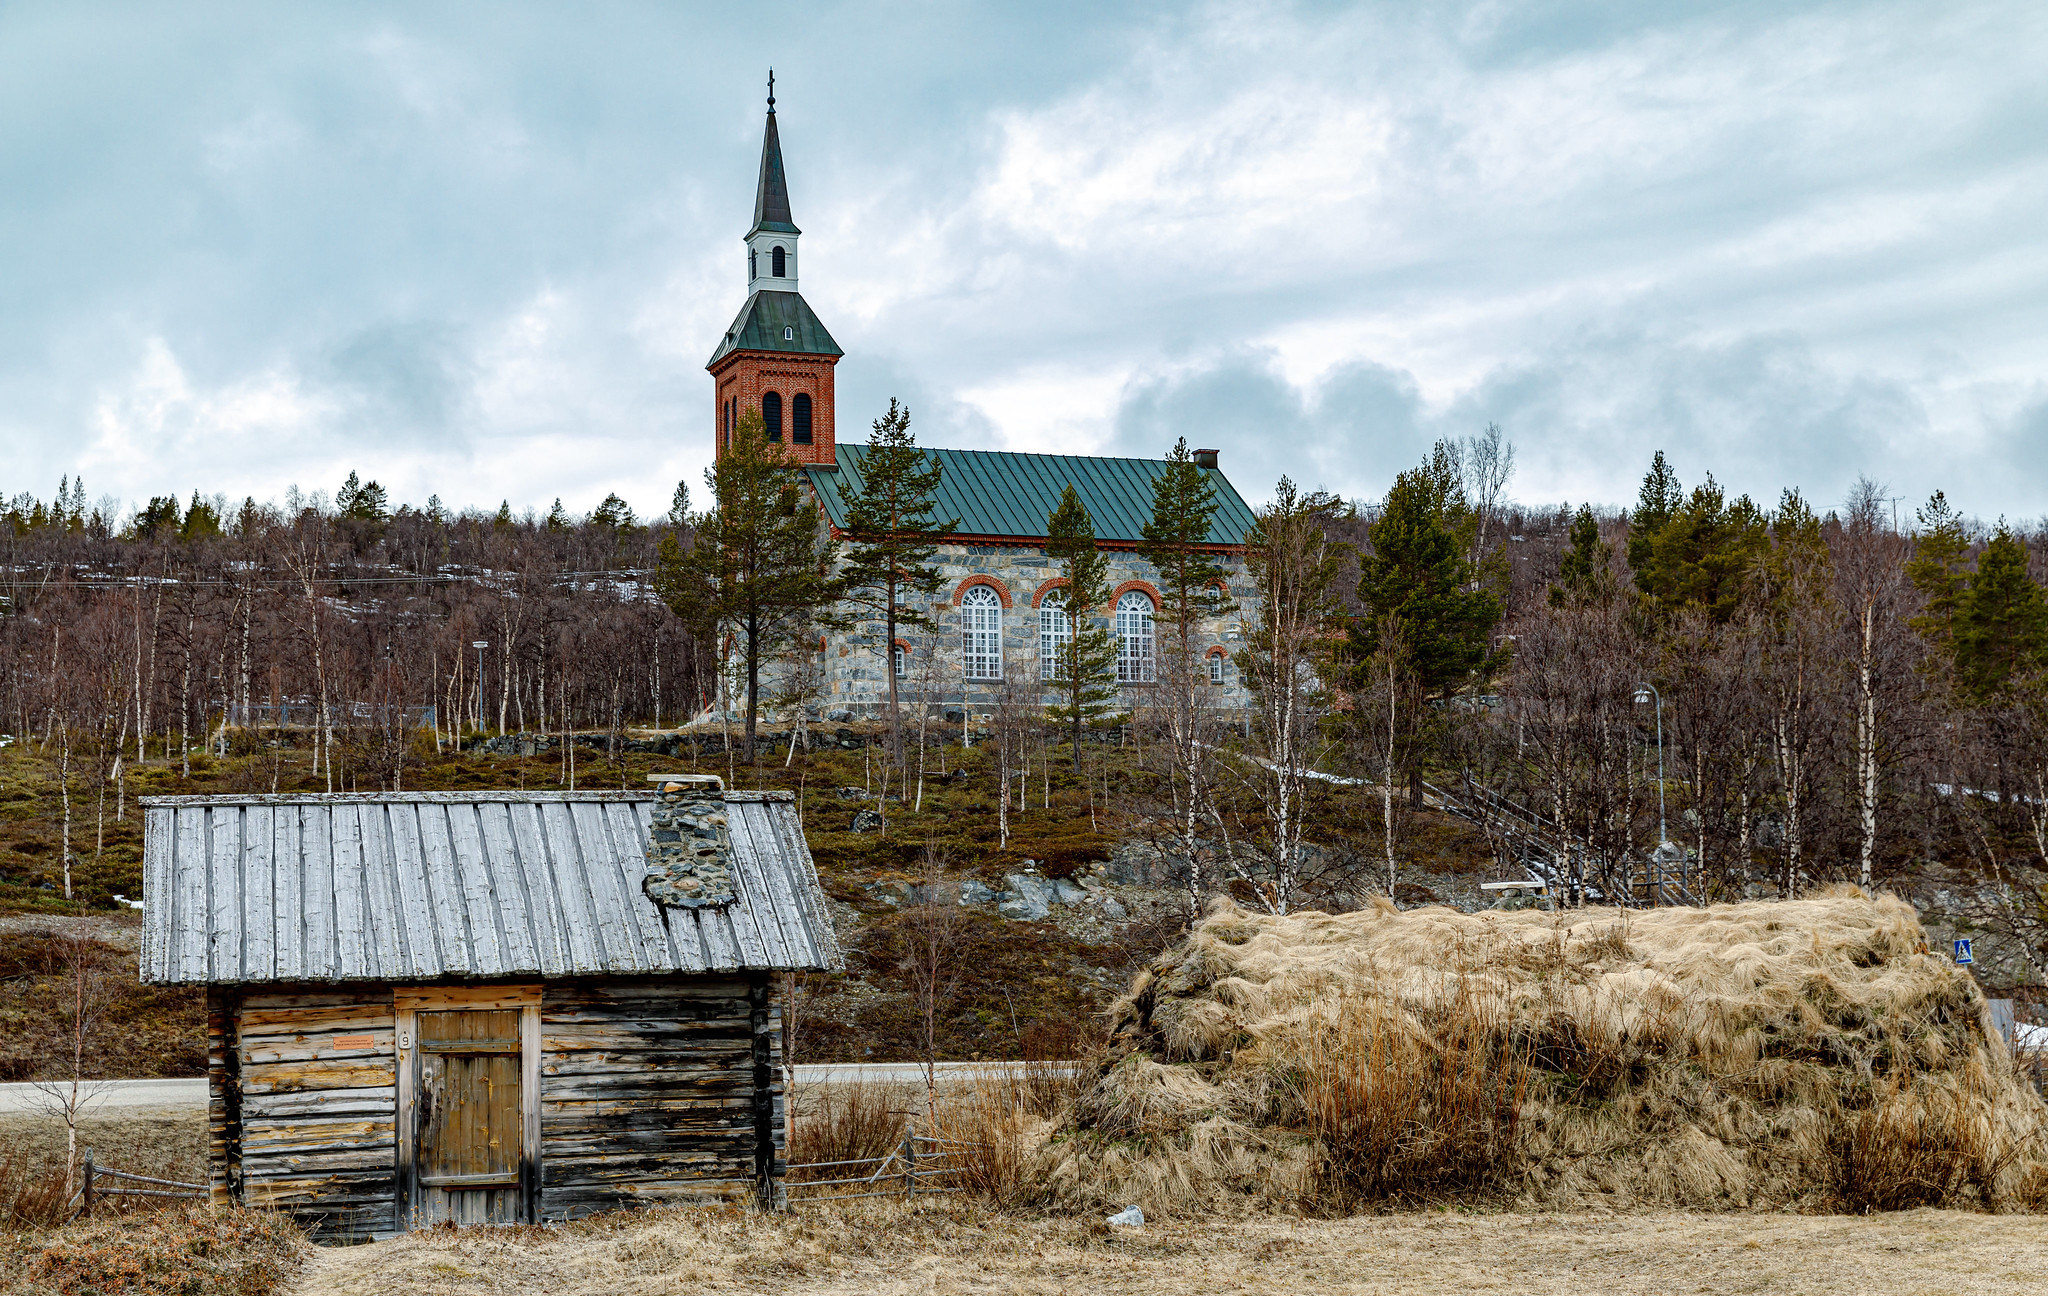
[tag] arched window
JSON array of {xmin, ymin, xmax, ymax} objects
[
  {"xmin": 1116, "ymin": 591, "xmax": 1155, "ymax": 683},
  {"xmin": 961, "ymin": 585, "xmax": 1002, "ymax": 680},
  {"xmin": 793, "ymin": 393, "xmax": 813, "ymax": 444},
  {"xmin": 893, "ymin": 643, "xmax": 907, "ymax": 678},
  {"xmin": 749, "ymin": 248, "xmax": 757, "ymax": 280},
  {"xmin": 763, "ymin": 392, "xmax": 782, "ymax": 442},
  {"xmin": 771, "ymin": 245, "xmax": 786, "ymax": 277},
  {"xmin": 1208, "ymin": 652, "xmax": 1226, "ymax": 685},
  {"xmin": 1038, "ymin": 591, "xmax": 1071, "ymax": 680},
  {"xmin": 783, "ymin": 325, "xmax": 794, "ymax": 341}
]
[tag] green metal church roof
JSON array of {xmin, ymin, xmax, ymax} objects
[
  {"xmin": 801, "ymin": 445, "xmax": 1259, "ymax": 548},
  {"xmin": 706, "ymin": 290, "xmax": 844, "ymax": 367}
]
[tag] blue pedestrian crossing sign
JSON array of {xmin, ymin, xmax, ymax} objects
[{"xmin": 1954, "ymin": 938, "xmax": 1974, "ymax": 965}]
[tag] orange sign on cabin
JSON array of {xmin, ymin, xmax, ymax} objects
[{"xmin": 332, "ymin": 1035, "xmax": 375, "ymax": 1051}]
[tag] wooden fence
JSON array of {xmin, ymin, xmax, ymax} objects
[
  {"xmin": 784, "ymin": 1124, "xmax": 983, "ymax": 1204},
  {"xmin": 69, "ymin": 1147, "xmax": 206, "ymax": 1220}
]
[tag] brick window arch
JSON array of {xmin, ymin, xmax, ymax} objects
[
  {"xmin": 951, "ymin": 576, "xmax": 1012, "ymax": 608},
  {"xmin": 1206, "ymin": 645, "xmax": 1230, "ymax": 686},
  {"xmin": 762, "ymin": 392, "xmax": 783, "ymax": 442},
  {"xmin": 1031, "ymin": 577, "xmax": 1070, "ymax": 609}
]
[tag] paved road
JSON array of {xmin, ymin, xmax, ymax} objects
[{"xmin": 0, "ymin": 1063, "xmax": 1070, "ymax": 1115}]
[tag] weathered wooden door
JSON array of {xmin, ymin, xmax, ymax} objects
[{"xmin": 407, "ymin": 1007, "xmax": 531, "ymax": 1225}]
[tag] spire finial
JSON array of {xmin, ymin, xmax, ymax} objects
[{"xmin": 766, "ymin": 69, "xmax": 775, "ymax": 114}]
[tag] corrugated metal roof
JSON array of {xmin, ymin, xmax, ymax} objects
[
  {"xmin": 137, "ymin": 792, "xmax": 843, "ymax": 985},
  {"xmin": 706, "ymin": 290, "xmax": 842, "ymax": 367},
  {"xmin": 803, "ymin": 445, "xmax": 1260, "ymax": 547}
]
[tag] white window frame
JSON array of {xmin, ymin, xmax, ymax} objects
[
  {"xmin": 1038, "ymin": 592, "xmax": 1071, "ymax": 680},
  {"xmin": 1208, "ymin": 653, "xmax": 1225, "ymax": 685},
  {"xmin": 892, "ymin": 643, "xmax": 906, "ymax": 678},
  {"xmin": 961, "ymin": 586, "xmax": 1003, "ymax": 681},
  {"xmin": 1116, "ymin": 591, "xmax": 1156, "ymax": 684}
]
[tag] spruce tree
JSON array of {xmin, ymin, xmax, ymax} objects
[
  {"xmin": 655, "ymin": 409, "xmax": 842, "ymax": 763},
  {"xmin": 1630, "ymin": 474, "xmax": 1767, "ymax": 621},
  {"xmin": 1353, "ymin": 459, "xmax": 1502, "ymax": 697},
  {"xmin": 1136, "ymin": 437, "xmax": 1232, "ymax": 671},
  {"xmin": 1043, "ymin": 485, "xmax": 1120, "ymax": 770},
  {"xmin": 1954, "ymin": 528, "xmax": 2048, "ymax": 701},
  {"xmin": 1549, "ymin": 504, "xmax": 1613, "ymax": 607},
  {"xmin": 837, "ymin": 400, "xmax": 958, "ymax": 766},
  {"xmin": 1626, "ymin": 450, "xmax": 1683, "ymax": 576},
  {"xmin": 1906, "ymin": 490, "xmax": 1973, "ymax": 661}
]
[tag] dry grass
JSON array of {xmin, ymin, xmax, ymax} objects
[
  {"xmin": 2, "ymin": 1202, "xmax": 308, "ymax": 1295},
  {"xmin": 786, "ymin": 1081, "xmax": 906, "ymax": 1185},
  {"xmin": 1039, "ymin": 888, "xmax": 2048, "ymax": 1214},
  {"xmin": 294, "ymin": 1201, "xmax": 2048, "ymax": 1296},
  {"xmin": 0, "ymin": 1111, "xmax": 205, "ymax": 1231}
]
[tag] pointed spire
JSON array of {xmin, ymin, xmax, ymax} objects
[{"xmin": 750, "ymin": 71, "xmax": 797, "ymax": 235}]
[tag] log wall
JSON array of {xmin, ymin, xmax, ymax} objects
[
  {"xmin": 233, "ymin": 987, "xmax": 399, "ymax": 1241},
  {"xmin": 206, "ymin": 975, "xmax": 784, "ymax": 1236},
  {"xmin": 537, "ymin": 974, "xmax": 783, "ymax": 1218}
]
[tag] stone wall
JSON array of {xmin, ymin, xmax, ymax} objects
[{"xmin": 817, "ymin": 541, "xmax": 1255, "ymax": 719}]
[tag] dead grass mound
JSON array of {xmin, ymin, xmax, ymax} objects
[{"xmin": 1041, "ymin": 888, "xmax": 2048, "ymax": 1215}]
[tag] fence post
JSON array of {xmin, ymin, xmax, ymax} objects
[
  {"xmin": 904, "ymin": 1122, "xmax": 916, "ymax": 1199},
  {"xmin": 81, "ymin": 1147, "xmax": 94, "ymax": 1218}
]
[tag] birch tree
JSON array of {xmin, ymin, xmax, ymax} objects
[{"xmin": 1232, "ymin": 478, "xmax": 1346, "ymax": 914}]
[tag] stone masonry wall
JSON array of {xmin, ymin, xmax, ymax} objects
[{"xmin": 816, "ymin": 542, "xmax": 1255, "ymax": 719}]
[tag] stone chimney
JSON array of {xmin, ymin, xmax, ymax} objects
[{"xmin": 642, "ymin": 774, "xmax": 736, "ymax": 908}]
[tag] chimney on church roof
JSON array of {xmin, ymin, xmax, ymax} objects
[
  {"xmin": 751, "ymin": 71, "xmax": 797, "ymax": 237},
  {"xmin": 1194, "ymin": 448, "xmax": 1220, "ymax": 470}
]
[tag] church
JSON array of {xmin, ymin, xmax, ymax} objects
[{"xmin": 707, "ymin": 86, "xmax": 1258, "ymax": 718}]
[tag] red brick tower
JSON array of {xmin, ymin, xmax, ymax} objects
[{"xmin": 706, "ymin": 75, "xmax": 843, "ymax": 466}]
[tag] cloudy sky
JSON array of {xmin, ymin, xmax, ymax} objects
[{"xmin": 4, "ymin": 1, "xmax": 2044, "ymax": 524}]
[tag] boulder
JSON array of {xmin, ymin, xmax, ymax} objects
[{"xmin": 850, "ymin": 807, "xmax": 886, "ymax": 833}]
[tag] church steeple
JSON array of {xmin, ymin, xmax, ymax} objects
[
  {"xmin": 751, "ymin": 72, "xmax": 796, "ymax": 237},
  {"xmin": 745, "ymin": 72, "xmax": 800, "ymax": 292},
  {"xmin": 710, "ymin": 74, "xmax": 841, "ymax": 468}
]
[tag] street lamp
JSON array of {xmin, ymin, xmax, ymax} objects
[
  {"xmin": 1632, "ymin": 683, "xmax": 1670, "ymax": 849},
  {"xmin": 473, "ymin": 641, "xmax": 490, "ymax": 738}
]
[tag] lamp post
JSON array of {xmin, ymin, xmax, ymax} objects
[
  {"xmin": 1632, "ymin": 683, "xmax": 1669, "ymax": 848},
  {"xmin": 472, "ymin": 641, "xmax": 490, "ymax": 739}
]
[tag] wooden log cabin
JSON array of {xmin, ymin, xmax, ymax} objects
[{"xmin": 138, "ymin": 778, "xmax": 841, "ymax": 1240}]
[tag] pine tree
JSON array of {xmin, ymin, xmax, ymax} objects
[
  {"xmin": 1626, "ymin": 451, "xmax": 1683, "ymax": 576},
  {"xmin": 1137, "ymin": 437, "xmax": 1233, "ymax": 670},
  {"xmin": 837, "ymin": 399, "xmax": 959, "ymax": 767},
  {"xmin": 655, "ymin": 409, "xmax": 842, "ymax": 762},
  {"xmin": 1353, "ymin": 457, "xmax": 1502, "ymax": 697},
  {"xmin": 336, "ymin": 471, "xmax": 388, "ymax": 521},
  {"xmin": 1630, "ymin": 474, "xmax": 1767, "ymax": 621},
  {"xmin": 1906, "ymin": 489, "xmax": 1973, "ymax": 660},
  {"xmin": 1549, "ymin": 504, "xmax": 1613, "ymax": 607},
  {"xmin": 542, "ymin": 500, "xmax": 565, "ymax": 531},
  {"xmin": 1954, "ymin": 528, "xmax": 2048, "ymax": 701},
  {"xmin": 134, "ymin": 495, "xmax": 182, "ymax": 541},
  {"xmin": 180, "ymin": 492, "xmax": 223, "ymax": 542},
  {"xmin": 1043, "ymin": 485, "xmax": 1120, "ymax": 770}
]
